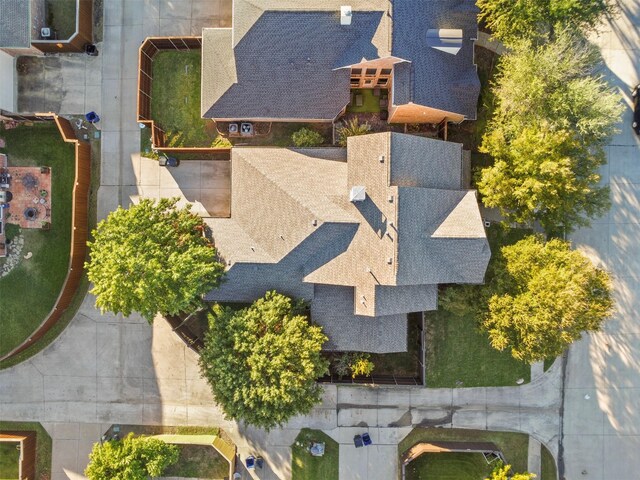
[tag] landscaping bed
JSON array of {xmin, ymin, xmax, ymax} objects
[
  {"xmin": 447, "ymin": 45, "xmax": 498, "ymax": 151},
  {"xmin": 0, "ymin": 123, "xmax": 75, "ymax": 358},
  {"xmin": 292, "ymin": 429, "xmax": 338, "ymax": 480},
  {"xmin": 224, "ymin": 122, "xmax": 333, "ymax": 147},
  {"xmin": 0, "ymin": 421, "xmax": 52, "ymax": 480}
]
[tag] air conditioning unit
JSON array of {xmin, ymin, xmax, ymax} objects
[
  {"xmin": 41, "ymin": 27, "xmax": 52, "ymax": 39},
  {"xmin": 228, "ymin": 123, "xmax": 239, "ymax": 134}
]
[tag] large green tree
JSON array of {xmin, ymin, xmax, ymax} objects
[
  {"xmin": 86, "ymin": 198, "xmax": 224, "ymax": 322},
  {"xmin": 477, "ymin": 0, "xmax": 616, "ymax": 43},
  {"xmin": 478, "ymin": 32, "xmax": 622, "ymax": 234},
  {"xmin": 199, "ymin": 291, "xmax": 329, "ymax": 430},
  {"xmin": 85, "ymin": 433, "xmax": 179, "ymax": 480},
  {"xmin": 483, "ymin": 235, "xmax": 613, "ymax": 363}
]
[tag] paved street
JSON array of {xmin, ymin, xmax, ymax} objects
[{"xmin": 564, "ymin": 1, "xmax": 640, "ymax": 479}]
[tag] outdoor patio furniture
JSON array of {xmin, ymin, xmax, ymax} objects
[
  {"xmin": 354, "ymin": 434, "xmax": 364, "ymax": 448},
  {"xmin": 355, "ymin": 94, "xmax": 364, "ymax": 107},
  {"xmin": 362, "ymin": 433, "xmax": 372, "ymax": 446}
]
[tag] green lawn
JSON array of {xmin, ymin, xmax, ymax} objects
[
  {"xmin": 46, "ymin": 0, "xmax": 77, "ymax": 40},
  {"xmin": 0, "ymin": 442, "xmax": 20, "ymax": 479},
  {"xmin": 0, "ymin": 422, "xmax": 52, "ymax": 480},
  {"xmin": 150, "ymin": 51, "xmax": 217, "ymax": 147},
  {"xmin": 163, "ymin": 444, "xmax": 229, "ymax": 479},
  {"xmin": 405, "ymin": 452, "xmax": 494, "ymax": 480},
  {"xmin": 346, "ymin": 89, "xmax": 383, "ymax": 114},
  {"xmin": 0, "ymin": 123, "xmax": 75, "ymax": 358},
  {"xmin": 400, "ymin": 429, "xmax": 529, "ymax": 474},
  {"xmin": 292, "ymin": 429, "xmax": 338, "ymax": 480},
  {"xmin": 541, "ymin": 444, "xmax": 558, "ymax": 480}
]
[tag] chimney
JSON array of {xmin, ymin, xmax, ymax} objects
[
  {"xmin": 426, "ymin": 29, "xmax": 463, "ymax": 55},
  {"xmin": 340, "ymin": 6, "xmax": 352, "ymax": 25},
  {"xmin": 349, "ymin": 185, "xmax": 366, "ymax": 202}
]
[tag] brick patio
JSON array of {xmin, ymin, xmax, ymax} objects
[{"xmin": 4, "ymin": 166, "xmax": 52, "ymax": 229}]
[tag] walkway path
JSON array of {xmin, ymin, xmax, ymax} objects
[{"xmin": 564, "ymin": 2, "xmax": 640, "ymax": 478}]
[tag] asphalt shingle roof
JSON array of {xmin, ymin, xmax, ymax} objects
[
  {"xmin": 0, "ymin": 0, "xmax": 30, "ymax": 48},
  {"xmin": 202, "ymin": 10, "xmax": 387, "ymax": 120},
  {"xmin": 391, "ymin": 0, "xmax": 481, "ymax": 118}
]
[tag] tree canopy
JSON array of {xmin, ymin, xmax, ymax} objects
[
  {"xmin": 86, "ymin": 198, "xmax": 224, "ymax": 322},
  {"xmin": 199, "ymin": 291, "xmax": 329, "ymax": 430},
  {"xmin": 478, "ymin": 32, "xmax": 622, "ymax": 234},
  {"xmin": 477, "ymin": 0, "xmax": 616, "ymax": 43},
  {"xmin": 483, "ymin": 235, "xmax": 613, "ymax": 363},
  {"xmin": 85, "ymin": 433, "xmax": 179, "ymax": 480}
]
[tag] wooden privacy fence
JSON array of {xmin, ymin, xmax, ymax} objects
[
  {"xmin": 0, "ymin": 431, "xmax": 37, "ymax": 480},
  {"xmin": 137, "ymin": 36, "xmax": 230, "ymax": 156},
  {"xmin": 0, "ymin": 115, "xmax": 91, "ymax": 362},
  {"xmin": 31, "ymin": 0, "xmax": 93, "ymax": 53}
]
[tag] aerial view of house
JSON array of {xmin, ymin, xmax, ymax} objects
[{"xmin": 0, "ymin": 0, "xmax": 636, "ymax": 479}]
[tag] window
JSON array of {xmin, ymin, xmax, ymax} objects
[
  {"xmin": 377, "ymin": 78, "xmax": 388, "ymax": 86},
  {"xmin": 350, "ymin": 78, "xmax": 360, "ymax": 86},
  {"xmin": 351, "ymin": 68, "xmax": 362, "ymax": 75},
  {"xmin": 380, "ymin": 68, "xmax": 392, "ymax": 75},
  {"xmin": 365, "ymin": 68, "xmax": 377, "ymax": 76}
]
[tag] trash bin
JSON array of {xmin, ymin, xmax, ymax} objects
[
  {"xmin": 85, "ymin": 111, "xmax": 100, "ymax": 123},
  {"xmin": 84, "ymin": 43, "xmax": 99, "ymax": 56}
]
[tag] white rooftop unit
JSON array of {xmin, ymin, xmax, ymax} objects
[
  {"xmin": 426, "ymin": 29, "xmax": 463, "ymax": 55},
  {"xmin": 349, "ymin": 185, "xmax": 366, "ymax": 202},
  {"xmin": 340, "ymin": 6, "xmax": 353, "ymax": 25}
]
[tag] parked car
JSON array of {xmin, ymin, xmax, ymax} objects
[{"xmin": 633, "ymin": 84, "xmax": 640, "ymax": 135}]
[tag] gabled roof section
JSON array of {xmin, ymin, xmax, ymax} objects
[
  {"xmin": 0, "ymin": 0, "xmax": 30, "ymax": 48},
  {"xmin": 391, "ymin": 0, "xmax": 480, "ymax": 118}
]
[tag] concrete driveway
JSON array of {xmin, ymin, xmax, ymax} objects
[
  {"xmin": 133, "ymin": 156, "xmax": 231, "ymax": 217},
  {"xmin": 564, "ymin": 1, "xmax": 640, "ymax": 478}
]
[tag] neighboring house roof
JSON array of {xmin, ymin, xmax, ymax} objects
[
  {"xmin": 0, "ymin": 0, "xmax": 30, "ymax": 48},
  {"xmin": 201, "ymin": 0, "xmax": 480, "ymax": 121},
  {"xmin": 392, "ymin": 0, "xmax": 480, "ymax": 119},
  {"xmin": 205, "ymin": 132, "xmax": 490, "ymax": 353},
  {"xmin": 202, "ymin": 9, "xmax": 388, "ymax": 120}
]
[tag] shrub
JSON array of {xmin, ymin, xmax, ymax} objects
[
  {"xmin": 291, "ymin": 128, "xmax": 324, "ymax": 147},
  {"xmin": 333, "ymin": 352, "xmax": 375, "ymax": 378},
  {"xmin": 337, "ymin": 118, "xmax": 371, "ymax": 146}
]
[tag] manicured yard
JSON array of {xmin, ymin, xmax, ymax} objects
[
  {"xmin": 346, "ymin": 89, "xmax": 384, "ymax": 114},
  {"xmin": 425, "ymin": 226, "xmax": 532, "ymax": 387},
  {"xmin": 368, "ymin": 312, "xmax": 423, "ymax": 377},
  {"xmin": 0, "ymin": 422, "xmax": 52, "ymax": 480},
  {"xmin": 46, "ymin": 0, "xmax": 77, "ymax": 40},
  {"xmin": 151, "ymin": 51, "xmax": 218, "ymax": 147},
  {"xmin": 292, "ymin": 429, "xmax": 338, "ymax": 480},
  {"xmin": 399, "ymin": 428, "xmax": 529, "ymax": 474},
  {"xmin": 0, "ymin": 442, "xmax": 20, "ymax": 479},
  {"xmin": 405, "ymin": 452, "xmax": 494, "ymax": 480},
  {"xmin": 0, "ymin": 123, "xmax": 75, "ymax": 358},
  {"xmin": 163, "ymin": 444, "xmax": 229, "ymax": 479}
]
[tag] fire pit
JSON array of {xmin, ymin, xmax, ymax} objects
[
  {"xmin": 21, "ymin": 173, "xmax": 38, "ymax": 190},
  {"xmin": 24, "ymin": 207, "xmax": 38, "ymax": 221}
]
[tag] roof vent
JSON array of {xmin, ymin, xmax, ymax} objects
[
  {"xmin": 349, "ymin": 185, "xmax": 366, "ymax": 202},
  {"xmin": 426, "ymin": 29, "xmax": 463, "ymax": 55},
  {"xmin": 340, "ymin": 6, "xmax": 352, "ymax": 25}
]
